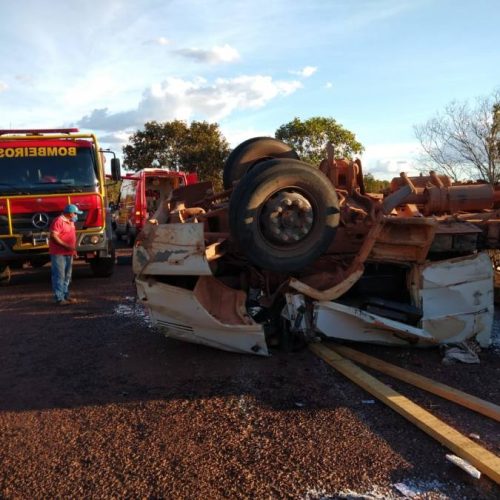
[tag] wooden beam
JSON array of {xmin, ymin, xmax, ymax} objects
[
  {"xmin": 329, "ymin": 344, "xmax": 500, "ymax": 423},
  {"xmin": 309, "ymin": 343, "xmax": 500, "ymax": 485}
]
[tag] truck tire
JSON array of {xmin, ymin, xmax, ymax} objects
[
  {"xmin": 229, "ymin": 159, "xmax": 340, "ymax": 272},
  {"xmin": 223, "ymin": 137, "xmax": 299, "ymax": 189},
  {"xmin": 89, "ymin": 246, "xmax": 115, "ymax": 277},
  {"xmin": 0, "ymin": 265, "xmax": 11, "ymax": 285}
]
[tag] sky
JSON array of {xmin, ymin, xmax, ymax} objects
[{"xmin": 0, "ymin": 0, "xmax": 499, "ymax": 179}]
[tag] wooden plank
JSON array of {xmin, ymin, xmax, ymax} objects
[
  {"xmin": 309, "ymin": 343, "xmax": 500, "ymax": 485},
  {"xmin": 328, "ymin": 344, "xmax": 500, "ymax": 423}
]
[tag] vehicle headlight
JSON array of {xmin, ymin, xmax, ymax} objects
[{"xmin": 81, "ymin": 234, "xmax": 103, "ymax": 245}]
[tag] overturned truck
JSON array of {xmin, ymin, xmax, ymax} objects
[{"xmin": 133, "ymin": 137, "xmax": 498, "ymax": 355}]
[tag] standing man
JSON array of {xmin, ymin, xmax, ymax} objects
[{"xmin": 49, "ymin": 204, "xmax": 83, "ymax": 305}]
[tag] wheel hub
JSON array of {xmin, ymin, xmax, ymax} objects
[{"xmin": 261, "ymin": 191, "xmax": 314, "ymax": 244}]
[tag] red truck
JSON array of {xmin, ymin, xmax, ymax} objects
[
  {"xmin": 114, "ymin": 168, "xmax": 198, "ymax": 246},
  {"xmin": 0, "ymin": 128, "xmax": 121, "ymax": 284}
]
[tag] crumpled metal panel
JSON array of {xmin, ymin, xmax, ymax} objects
[
  {"xmin": 314, "ymin": 252, "xmax": 493, "ymax": 347},
  {"xmin": 419, "ymin": 252, "xmax": 493, "ymax": 347},
  {"xmin": 136, "ymin": 277, "xmax": 268, "ymax": 356},
  {"xmin": 133, "ymin": 223, "xmax": 213, "ymax": 276},
  {"xmin": 314, "ymin": 300, "xmax": 436, "ymax": 344}
]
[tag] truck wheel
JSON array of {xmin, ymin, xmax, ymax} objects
[
  {"xmin": 89, "ymin": 246, "xmax": 115, "ymax": 277},
  {"xmin": 223, "ymin": 137, "xmax": 299, "ymax": 189},
  {"xmin": 229, "ymin": 159, "xmax": 340, "ymax": 272},
  {"xmin": 0, "ymin": 265, "xmax": 11, "ymax": 285}
]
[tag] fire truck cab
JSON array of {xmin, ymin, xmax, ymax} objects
[
  {"xmin": 0, "ymin": 128, "xmax": 121, "ymax": 284},
  {"xmin": 115, "ymin": 168, "xmax": 198, "ymax": 246}
]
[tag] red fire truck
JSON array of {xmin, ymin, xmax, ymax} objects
[
  {"xmin": 114, "ymin": 168, "xmax": 199, "ymax": 246},
  {"xmin": 0, "ymin": 128, "xmax": 121, "ymax": 284}
]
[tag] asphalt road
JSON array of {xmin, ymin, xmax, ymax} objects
[{"xmin": 0, "ymin": 249, "xmax": 499, "ymax": 499}]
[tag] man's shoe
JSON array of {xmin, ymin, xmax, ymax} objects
[
  {"xmin": 57, "ymin": 299, "xmax": 70, "ymax": 306},
  {"xmin": 65, "ymin": 298, "xmax": 78, "ymax": 304}
]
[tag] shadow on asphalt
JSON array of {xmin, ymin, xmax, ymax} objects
[{"xmin": 1, "ymin": 260, "xmax": 327, "ymax": 414}]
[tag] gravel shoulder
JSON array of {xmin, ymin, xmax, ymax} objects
[{"xmin": 0, "ymin": 250, "xmax": 499, "ymax": 499}]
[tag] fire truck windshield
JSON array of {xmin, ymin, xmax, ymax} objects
[{"xmin": 0, "ymin": 146, "xmax": 98, "ymax": 195}]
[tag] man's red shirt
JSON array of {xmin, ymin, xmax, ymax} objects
[{"xmin": 49, "ymin": 215, "xmax": 76, "ymax": 255}]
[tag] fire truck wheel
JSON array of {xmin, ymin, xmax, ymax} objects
[
  {"xmin": 223, "ymin": 137, "xmax": 299, "ymax": 189},
  {"xmin": 229, "ymin": 158, "xmax": 340, "ymax": 272},
  {"xmin": 0, "ymin": 265, "xmax": 11, "ymax": 285},
  {"xmin": 89, "ymin": 246, "xmax": 116, "ymax": 277}
]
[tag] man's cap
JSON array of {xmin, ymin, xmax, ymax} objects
[{"xmin": 63, "ymin": 204, "xmax": 83, "ymax": 215}]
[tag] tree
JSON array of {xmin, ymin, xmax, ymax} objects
[
  {"xmin": 414, "ymin": 89, "xmax": 500, "ymax": 184},
  {"xmin": 105, "ymin": 179, "xmax": 121, "ymax": 206},
  {"xmin": 123, "ymin": 120, "xmax": 230, "ymax": 188},
  {"xmin": 178, "ymin": 121, "xmax": 230, "ymax": 188},
  {"xmin": 363, "ymin": 173, "xmax": 390, "ymax": 193},
  {"xmin": 123, "ymin": 121, "xmax": 188, "ymax": 171},
  {"xmin": 275, "ymin": 116, "xmax": 364, "ymax": 165}
]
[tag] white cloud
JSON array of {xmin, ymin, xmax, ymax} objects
[
  {"xmin": 155, "ymin": 36, "xmax": 170, "ymax": 46},
  {"xmin": 0, "ymin": 81, "xmax": 8, "ymax": 92},
  {"xmin": 98, "ymin": 131, "xmax": 131, "ymax": 145},
  {"xmin": 361, "ymin": 142, "xmax": 420, "ymax": 180},
  {"xmin": 324, "ymin": 82, "xmax": 333, "ymax": 89},
  {"xmin": 78, "ymin": 75, "xmax": 302, "ymax": 132},
  {"xmin": 175, "ymin": 44, "xmax": 240, "ymax": 64},
  {"xmin": 14, "ymin": 74, "xmax": 34, "ymax": 85},
  {"xmin": 62, "ymin": 71, "xmax": 120, "ymax": 108},
  {"xmin": 290, "ymin": 66, "xmax": 317, "ymax": 78},
  {"xmin": 222, "ymin": 127, "xmax": 274, "ymax": 149}
]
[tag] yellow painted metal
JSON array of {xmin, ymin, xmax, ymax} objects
[
  {"xmin": 329, "ymin": 344, "xmax": 500, "ymax": 423},
  {"xmin": 6, "ymin": 198, "xmax": 12, "ymax": 235},
  {"xmin": 310, "ymin": 343, "xmax": 500, "ymax": 485},
  {"xmin": 0, "ymin": 193, "xmax": 106, "ymax": 239},
  {"xmin": 0, "ymin": 132, "xmax": 96, "ymax": 141},
  {"xmin": 0, "ymin": 131, "xmax": 106, "ymax": 201},
  {"xmin": 0, "ymin": 192, "xmax": 104, "ymax": 201},
  {"xmin": 0, "ymin": 131, "xmax": 109, "ymax": 255}
]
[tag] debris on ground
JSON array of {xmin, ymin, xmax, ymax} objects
[{"xmin": 446, "ymin": 454, "xmax": 481, "ymax": 479}]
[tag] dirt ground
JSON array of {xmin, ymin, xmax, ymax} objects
[{"xmin": 0, "ymin": 247, "xmax": 499, "ymax": 499}]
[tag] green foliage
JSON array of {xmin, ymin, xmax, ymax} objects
[
  {"xmin": 105, "ymin": 179, "xmax": 121, "ymax": 205},
  {"xmin": 179, "ymin": 121, "xmax": 230, "ymax": 189},
  {"xmin": 363, "ymin": 173, "xmax": 390, "ymax": 193},
  {"xmin": 123, "ymin": 120, "xmax": 230, "ymax": 189},
  {"xmin": 275, "ymin": 116, "xmax": 364, "ymax": 165}
]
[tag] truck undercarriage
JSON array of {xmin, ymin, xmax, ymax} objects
[{"xmin": 133, "ymin": 137, "xmax": 497, "ymax": 355}]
